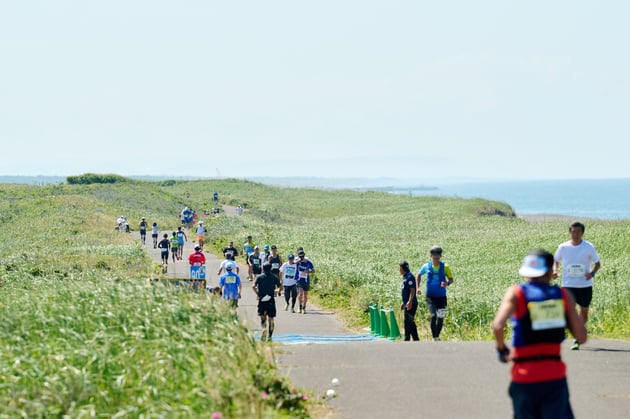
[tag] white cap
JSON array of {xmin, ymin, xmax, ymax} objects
[{"xmin": 518, "ymin": 255, "xmax": 549, "ymax": 277}]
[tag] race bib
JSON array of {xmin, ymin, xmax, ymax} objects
[
  {"xmin": 224, "ymin": 276, "xmax": 236, "ymax": 284},
  {"xmin": 272, "ymin": 263, "xmax": 279, "ymax": 269},
  {"xmin": 299, "ymin": 270, "xmax": 308, "ymax": 279},
  {"xmin": 567, "ymin": 264, "xmax": 585, "ymax": 276},
  {"xmin": 253, "ymin": 259, "xmax": 260, "ymax": 265},
  {"xmin": 528, "ymin": 300, "xmax": 566, "ymax": 330}
]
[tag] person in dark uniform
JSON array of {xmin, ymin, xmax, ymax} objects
[
  {"xmin": 399, "ymin": 260, "xmax": 419, "ymax": 341},
  {"xmin": 492, "ymin": 249, "xmax": 587, "ymax": 419},
  {"xmin": 253, "ymin": 263, "xmax": 281, "ymax": 342}
]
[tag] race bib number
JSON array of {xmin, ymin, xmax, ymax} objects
[
  {"xmin": 190, "ymin": 265, "xmax": 206, "ymax": 280},
  {"xmin": 567, "ymin": 264, "xmax": 585, "ymax": 276},
  {"xmin": 272, "ymin": 263, "xmax": 279, "ymax": 269},
  {"xmin": 528, "ymin": 300, "xmax": 566, "ymax": 330},
  {"xmin": 224, "ymin": 276, "xmax": 236, "ymax": 284},
  {"xmin": 253, "ymin": 259, "xmax": 260, "ymax": 265},
  {"xmin": 299, "ymin": 270, "xmax": 308, "ymax": 279}
]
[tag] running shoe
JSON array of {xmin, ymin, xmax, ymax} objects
[
  {"xmin": 261, "ymin": 330, "xmax": 267, "ymax": 342},
  {"xmin": 284, "ymin": 303, "xmax": 289, "ymax": 311},
  {"xmin": 291, "ymin": 308, "xmax": 296, "ymax": 313},
  {"xmin": 571, "ymin": 340, "xmax": 580, "ymax": 350}
]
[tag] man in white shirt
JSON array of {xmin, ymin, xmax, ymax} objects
[{"xmin": 552, "ymin": 221, "xmax": 601, "ymax": 350}]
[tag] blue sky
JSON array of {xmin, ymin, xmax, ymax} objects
[{"xmin": 1, "ymin": 1, "xmax": 629, "ymax": 180}]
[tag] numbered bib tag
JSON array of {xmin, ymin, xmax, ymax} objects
[
  {"xmin": 528, "ymin": 300, "xmax": 566, "ymax": 330},
  {"xmin": 299, "ymin": 271, "xmax": 308, "ymax": 279},
  {"xmin": 190, "ymin": 265, "xmax": 206, "ymax": 280},
  {"xmin": 272, "ymin": 263, "xmax": 280, "ymax": 269},
  {"xmin": 567, "ymin": 264, "xmax": 585, "ymax": 276},
  {"xmin": 225, "ymin": 276, "xmax": 236, "ymax": 284}
]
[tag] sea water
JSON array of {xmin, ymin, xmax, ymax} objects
[{"xmin": 399, "ymin": 178, "xmax": 630, "ymax": 220}]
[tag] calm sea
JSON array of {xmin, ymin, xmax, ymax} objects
[{"xmin": 397, "ymin": 179, "xmax": 630, "ymax": 220}]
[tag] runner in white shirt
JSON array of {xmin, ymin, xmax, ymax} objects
[
  {"xmin": 552, "ymin": 221, "xmax": 600, "ymax": 350},
  {"xmin": 279, "ymin": 254, "xmax": 299, "ymax": 313}
]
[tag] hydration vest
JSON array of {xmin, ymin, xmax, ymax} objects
[
  {"xmin": 512, "ymin": 283, "xmax": 566, "ymax": 348},
  {"xmin": 426, "ymin": 262, "xmax": 447, "ymax": 297}
]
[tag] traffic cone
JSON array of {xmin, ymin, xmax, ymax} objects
[
  {"xmin": 369, "ymin": 303, "xmax": 377, "ymax": 335},
  {"xmin": 388, "ymin": 308, "xmax": 401, "ymax": 340},
  {"xmin": 379, "ymin": 306, "xmax": 390, "ymax": 338},
  {"xmin": 373, "ymin": 304, "xmax": 381, "ymax": 336}
]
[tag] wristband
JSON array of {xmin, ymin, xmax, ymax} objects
[{"xmin": 590, "ymin": 271, "xmax": 596, "ymax": 277}]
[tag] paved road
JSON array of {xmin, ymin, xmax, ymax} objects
[{"xmin": 136, "ymin": 219, "xmax": 630, "ymax": 419}]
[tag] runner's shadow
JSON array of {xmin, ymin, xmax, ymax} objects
[{"xmin": 582, "ymin": 347, "xmax": 630, "ymax": 353}]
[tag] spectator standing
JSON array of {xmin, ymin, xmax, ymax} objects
[
  {"xmin": 417, "ymin": 245, "xmax": 454, "ymax": 341},
  {"xmin": 492, "ymin": 249, "xmax": 586, "ymax": 419},
  {"xmin": 400, "ymin": 260, "xmax": 419, "ymax": 341},
  {"xmin": 552, "ymin": 221, "xmax": 601, "ymax": 350}
]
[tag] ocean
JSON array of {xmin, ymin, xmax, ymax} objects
[{"xmin": 393, "ymin": 178, "xmax": 630, "ymax": 220}]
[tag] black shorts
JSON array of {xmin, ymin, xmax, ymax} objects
[
  {"xmin": 257, "ymin": 299, "xmax": 277, "ymax": 317},
  {"xmin": 297, "ymin": 279, "xmax": 310, "ymax": 292},
  {"xmin": 565, "ymin": 287, "xmax": 593, "ymax": 308}
]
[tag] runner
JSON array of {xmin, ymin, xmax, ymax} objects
[
  {"xmin": 279, "ymin": 253, "xmax": 299, "ymax": 313},
  {"xmin": 217, "ymin": 251, "xmax": 239, "ymax": 276},
  {"xmin": 138, "ymin": 217, "xmax": 148, "ymax": 245},
  {"xmin": 188, "ymin": 244, "xmax": 206, "ymax": 267},
  {"xmin": 296, "ymin": 249, "xmax": 315, "ymax": 314},
  {"xmin": 196, "ymin": 222, "xmax": 206, "ymax": 249},
  {"xmin": 151, "ymin": 222, "xmax": 159, "ymax": 248},
  {"xmin": 243, "ymin": 235, "xmax": 256, "ymax": 280},
  {"xmin": 248, "ymin": 246, "xmax": 262, "ymax": 282},
  {"xmin": 492, "ymin": 249, "xmax": 586, "ymax": 418},
  {"xmin": 157, "ymin": 233, "xmax": 170, "ymax": 272},
  {"xmin": 252, "ymin": 263, "xmax": 282, "ymax": 342},
  {"xmin": 552, "ymin": 221, "xmax": 601, "ymax": 350},
  {"xmin": 219, "ymin": 264, "xmax": 242, "ymax": 310},
  {"xmin": 268, "ymin": 245, "xmax": 282, "ymax": 283},
  {"xmin": 222, "ymin": 240, "xmax": 239, "ymax": 259},
  {"xmin": 176, "ymin": 226, "xmax": 187, "ymax": 260},
  {"xmin": 170, "ymin": 232, "xmax": 179, "ymax": 263},
  {"xmin": 416, "ymin": 245, "xmax": 454, "ymax": 341}
]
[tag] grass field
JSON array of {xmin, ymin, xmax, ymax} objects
[{"xmin": 1, "ymin": 177, "xmax": 628, "ymax": 415}]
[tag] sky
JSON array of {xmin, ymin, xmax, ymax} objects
[{"xmin": 1, "ymin": 1, "xmax": 629, "ymax": 181}]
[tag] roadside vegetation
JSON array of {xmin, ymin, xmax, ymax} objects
[
  {"xmin": 1, "ymin": 177, "xmax": 627, "ymax": 415},
  {"xmin": 0, "ymin": 183, "xmax": 308, "ymax": 417}
]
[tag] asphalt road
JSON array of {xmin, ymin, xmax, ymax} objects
[{"xmin": 137, "ymin": 216, "xmax": 630, "ymax": 419}]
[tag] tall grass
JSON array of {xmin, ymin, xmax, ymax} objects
[
  {"xmin": 0, "ymin": 186, "xmax": 308, "ymax": 417},
  {"xmin": 173, "ymin": 179, "xmax": 630, "ymax": 341}
]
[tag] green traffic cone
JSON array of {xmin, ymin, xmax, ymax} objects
[
  {"xmin": 369, "ymin": 303, "xmax": 377, "ymax": 335},
  {"xmin": 379, "ymin": 306, "xmax": 390, "ymax": 338},
  {"xmin": 373, "ymin": 304, "xmax": 381, "ymax": 336},
  {"xmin": 388, "ymin": 308, "xmax": 401, "ymax": 340}
]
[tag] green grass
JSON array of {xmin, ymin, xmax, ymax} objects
[
  {"xmin": 175, "ymin": 178, "xmax": 630, "ymax": 341},
  {"xmin": 1, "ymin": 177, "xmax": 628, "ymax": 415},
  {"xmin": 0, "ymin": 185, "xmax": 309, "ymax": 417}
]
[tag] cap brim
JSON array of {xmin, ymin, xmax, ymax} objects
[{"xmin": 518, "ymin": 266, "xmax": 548, "ymax": 277}]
